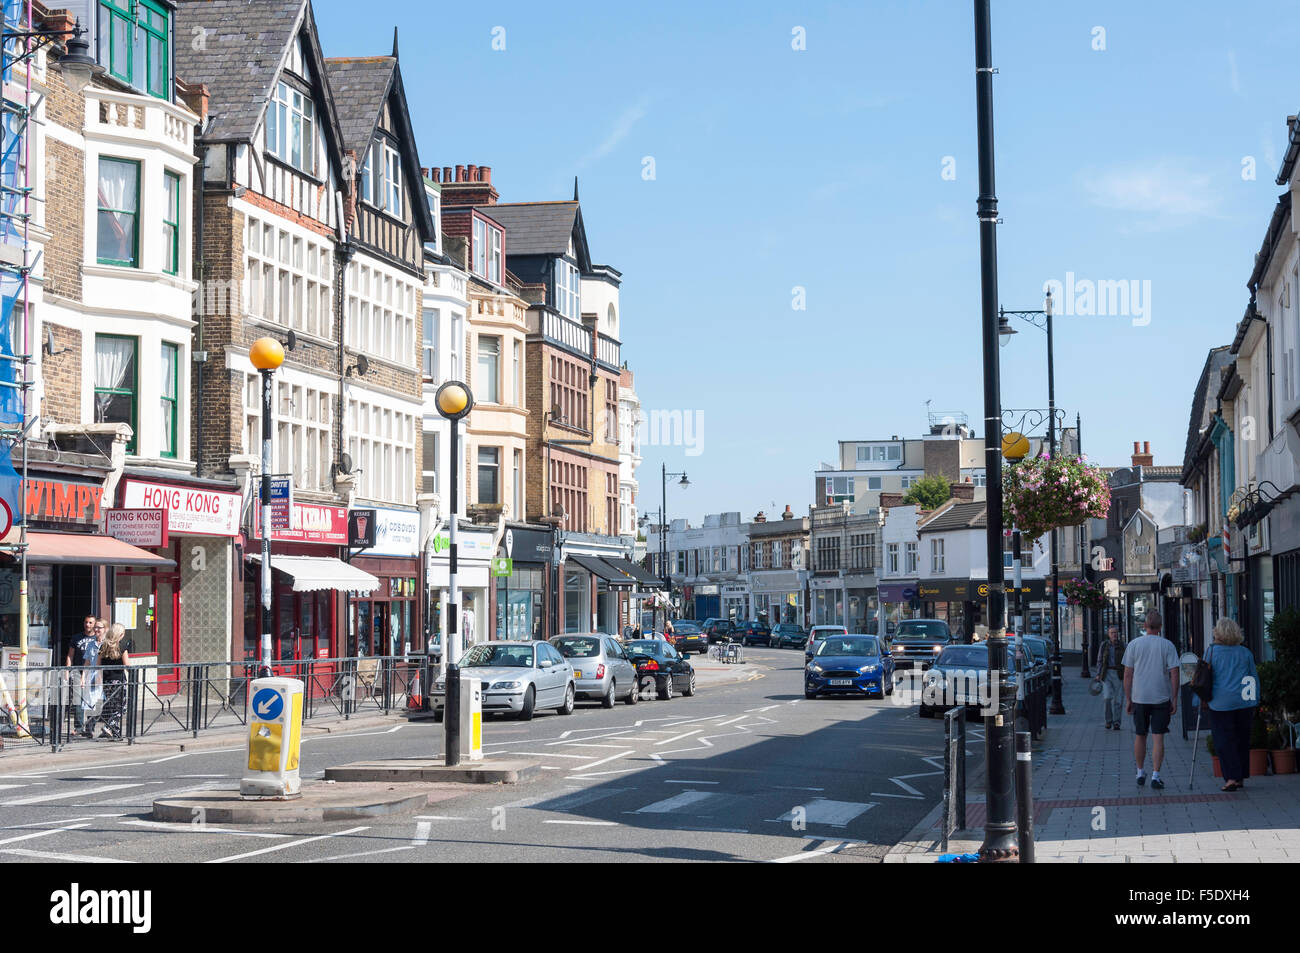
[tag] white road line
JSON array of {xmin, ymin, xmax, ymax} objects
[
  {"xmin": 540, "ymin": 766, "xmax": 561, "ymax": 770},
  {"xmin": 119, "ymin": 819, "xmax": 287, "ymax": 839},
  {"xmin": 745, "ymin": 705, "xmax": 780, "ymax": 713},
  {"xmin": 769, "ymin": 841, "xmax": 858, "ymax": 864},
  {"xmin": 774, "ymin": 800, "xmax": 877, "ymax": 827},
  {"xmin": 632, "ymin": 790, "xmax": 714, "ymax": 814},
  {"xmin": 649, "ymin": 754, "xmax": 664, "ymax": 763},
  {"xmin": 207, "ymin": 826, "xmax": 369, "ymax": 864},
  {"xmin": 870, "ymin": 792, "xmax": 925, "ymax": 799},
  {"xmin": 3, "ymin": 816, "xmax": 102, "ymax": 829},
  {"xmin": 64, "ymin": 775, "xmax": 140, "ymax": 781},
  {"xmin": 543, "ymin": 819, "xmax": 618, "ymax": 826},
  {"xmin": 385, "ymin": 725, "xmax": 405, "ymax": 733},
  {"xmin": 0, "ymin": 824, "xmax": 90, "ymax": 846},
  {"xmin": 1, "ymin": 782, "xmax": 147, "ymax": 806},
  {"xmin": 310, "ymin": 846, "xmax": 414, "ymax": 863},
  {"xmin": 654, "ymin": 729, "xmax": 702, "ymax": 746},
  {"xmin": 554, "ymin": 742, "xmax": 631, "ymax": 749},
  {"xmin": 565, "ymin": 767, "xmax": 642, "ymax": 780},
  {"xmin": 412, "ymin": 821, "xmax": 431, "ymax": 846},
  {"xmin": 0, "ymin": 848, "xmax": 133, "ymax": 863},
  {"xmin": 175, "ymin": 774, "xmax": 230, "ymax": 779},
  {"xmin": 885, "ymin": 777, "xmax": 924, "ymax": 796},
  {"xmin": 569, "ymin": 749, "xmax": 634, "ymax": 771},
  {"xmin": 0, "ymin": 784, "xmax": 26, "ymax": 790},
  {"xmin": 664, "ymin": 779, "xmax": 719, "ymax": 784},
  {"xmin": 149, "ymin": 753, "xmax": 189, "ymax": 764},
  {"xmin": 414, "ymin": 815, "xmax": 467, "ymax": 821},
  {"xmin": 490, "ymin": 751, "xmax": 594, "ymax": 760},
  {"xmin": 774, "ymin": 786, "xmax": 825, "ymax": 792}
]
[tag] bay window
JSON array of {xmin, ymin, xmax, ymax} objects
[
  {"xmin": 98, "ymin": 0, "xmax": 171, "ymax": 100},
  {"xmin": 162, "ymin": 171, "xmax": 180, "ymax": 276},
  {"xmin": 160, "ymin": 343, "xmax": 178, "ymax": 458},
  {"xmin": 363, "ymin": 138, "xmax": 402, "ymax": 216},
  {"xmin": 266, "ymin": 81, "xmax": 316, "ymax": 175},
  {"xmin": 477, "ymin": 336, "xmax": 500, "ymax": 403},
  {"xmin": 478, "ymin": 447, "xmax": 500, "ymax": 504},
  {"xmin": 95, "ymin": 335, "xmax": 137, "ymax": 452},
  {"xmin": 97, "ymin": 157, "xmax": 139, "ymax": 267},
  {"xmin": 555, "ymin": 259, "xmax": 581, "ymax": 318}
]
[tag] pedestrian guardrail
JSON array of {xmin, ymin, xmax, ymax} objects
[
  {"xmin": 942, "ymin": 707, "xmax": 967, "ymax": 851},
  {"xmin": 0, "ymin": 655, "xmax": 425, "ymax": 753},
  {"xmin": 709, "ymin": 641, "xmax": 743, "ymax": 664}
]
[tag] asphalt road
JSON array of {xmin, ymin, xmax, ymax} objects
[{"xmin": 0, "ymin": 648, "xmax": 974, "ymax": 863}]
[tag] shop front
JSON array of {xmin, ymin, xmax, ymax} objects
[
  {"xmin": 811, "ymin": 576, "xmax": 843, "ymax": 626},
  {"xmin": 114, "ymin": 476, "xmax": 242, "ymax": 668},
  {"xmin": 564, "ymin": 552, "xmax": 634, "ymax": 633},
  {"xmin": 721, "ymin": 583, "xmax": 749, "ymax": 622},
  {"xmin": 494, "ymin": 525, "xmax": 553, "ymax": 641},
  {"xmin": 878, "ymin": 581, "xmax": 920, "ymax": 635},
  {"xmin": 750, "ymin": 571, "xmax": 805, "ymax": 627},
  {"xmin": 348, "ymin": 507, "xmax": 421, "ymax": 657},
  {"xmin": 843, "ymin": 573, "xmax": 877, "ymax": 633},
  {"xmin": 426, "ymin": 521, "xmax": 494, "ymax": 650}
]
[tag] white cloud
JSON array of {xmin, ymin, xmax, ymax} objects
[
  {"xmin": 1080, "ymin": 160, "xmax": 1221, "ymax": 226},
  {"xmin": 576, "ymin": 96, "xmax": 651, "ymax": 169},
  {"xmin": 1228, "ymin": 49, "xmax": 1243, "ymax": 97}
]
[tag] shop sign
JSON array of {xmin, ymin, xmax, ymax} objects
[
  {"xmin": 363, "ymin": 507, "xmax": 420, "ymax": 557},
  {"xmin": 23, "ymin": 476, "xmax": 104, "ymax": 525},
  {"xmin": 122, "ymin": 479, "xmax": 241, "ymax": 536},
  {"xmin": 105, "ymin": 508, "xmax": 169, "ymax": 548},
  {"xmin": 1123, "ymin": 511, "xmax": 1158, "ymax": 579},
  {"xmin": 252, "ymin": 500, "xmax": 348, "ymax": 544},
  {"xmin": 492, "ymin": 557, "xmax": 513, "ymax": 577}
]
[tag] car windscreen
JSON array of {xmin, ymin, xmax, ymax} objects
[
  {"xmin": 816, "ymin": 638, "xmax": 878, "ymax": 658},
  {"xmin": 673, "ymin": 622, "xmax": 702, "ymax": 634},
  {"xmin": 464, "ymin": 644, "xmax": 534, "ymax": 667},
  {"xmin": 626, "ymin": 640, "xmax": 666, "ymax": 656},
  {"xmin": 550, "ymin": 636, "xmax": 601, "ymax": 659},
  {"xmin": 936, "ymin": 646, "xmax": 987, "ymax": 667},
  {"xmin": 895, "ymin": 621, "xmax": 950, "ymax": 640}
]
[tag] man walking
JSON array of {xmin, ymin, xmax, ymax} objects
[
  {"xmin": 1123, "ymin": 609, "xmax": 1180, "ymax": 789},
  {"xmin": 64, "ymin": 615, "xmax": 98, "ymax": 733},
  {"xmin": 1095, "ymin": 625, "xmax": 1124, "ymax": 730}
]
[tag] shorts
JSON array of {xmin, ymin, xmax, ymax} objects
[{"xmin": 1132, "ymin": 701, "xmax": 1172, "ymax": 736}]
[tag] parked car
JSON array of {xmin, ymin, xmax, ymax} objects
[
  {"xmin": 804, "ymin": 624, "xmax": 849, "ymax": 662},
  {"xmin": 805, "ymin": 635, "xmax": 894, "ymax": 699},
  {"xmin": 549, "ymin": 634, "xmax": 640, "ymax": 707},
  {"xmin": 889, "ymin": 619, "xmax": 953, "ymax": 670},
  {"xmin": 667, "ymin": 620, "xmax": 707, "ymax": 655},
  {"xmin": 772, "ymin": 623, "xmax": 807, "ymax": 649},
  {"xmin": 624, "ymin": 639, "xmax": 697, "ymax": 700},
  {"xmin": 917, "ymin": 641, "xmax": 1035, "ymax": 719},
  {"xmin": 704, "ymin": 619, "xmax": 739, "ymax": 644},
  {"xmin": 740, "ymin": 620, "xmax": 772, "ymax": 647},
  {"xmin": 432, "ymin": 640, "xmax": 574, "ymax": 721},
  {"xmin": 1018, "ymin": 635, "xmax": 1052, "ymax": 676}
]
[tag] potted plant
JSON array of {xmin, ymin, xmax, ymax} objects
[
  {"xmin": 1250, "ymin": 711, "xmax": 1271, "ymax": 776},
  {"xmin": 1062, "ymin": 577, "xmax": 1106, "ymax": 610},
  {"xmin": 1004, "ymin": 454, "xmax": 1111, "ymax": 541},
  {"xmin": 1268, "ymin": 725, "xmax": 1297, "ymax": 775},
  {"xmin": 1207, "ymin": 733, "xmax": 1221, "ymax": 778}
]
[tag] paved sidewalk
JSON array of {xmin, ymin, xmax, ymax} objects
[{"xmin": 887, "ymin": 673, "xmax": 1300, "ymax": 862}]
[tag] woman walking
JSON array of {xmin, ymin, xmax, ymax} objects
[
  {"xmin": 1204, "ymin": 618, "xmax": 1258, "ymax": 792},
  {"xmin": 89, "ymin": 623, "xmax": 132, "ymax": 740}
]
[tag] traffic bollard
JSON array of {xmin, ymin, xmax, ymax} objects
[
  {"xmin": 1015, "ymin": 730, "xmax": 1035, "ymax": 863},
  {"xmin": 445, "ymin": 663, "xmax": 461, "ymax": 767}
]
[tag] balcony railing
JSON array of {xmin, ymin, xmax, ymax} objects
[
  {"xmin": 542, "ymin": 309, "xmax": 591, "ymax": 355},
  {"xmin": 597, "ymin": 335, "xmax": 621, "ymax": 369}
]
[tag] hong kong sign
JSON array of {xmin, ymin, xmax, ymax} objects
[
  {"xmin": 122, "ymin": 479, "xmax": 241, "ymax": 537},
  {"xmin": 105, "ymin": 508, "xmax": 169, "ymax": 548}
]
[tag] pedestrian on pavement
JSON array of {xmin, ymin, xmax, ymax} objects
[
  {"xmin": 88, "ymin": 623, "xmax": 131, "ymax": 740},
  {"xmin": 1123, "ymin": 609, "xmax": 1180, "ymax": 790},
  {"xmin": 1203, "ymin": 618, "xmax": 1259, "ymax": 792},
  {"xmin": 1095, "ymin": 625, "xmax": 1125, "ymax": 730},
  {"xmin": 64, "ymin": 615, "xmax": 98, "ymax": 734}
]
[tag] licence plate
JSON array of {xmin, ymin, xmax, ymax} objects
[
  {"xmin": 573, "ymin": 670, "xmax": 582, "ymax": 678},
  {"xmin": 830, "ymin": 679, "xmax": 853, "ymax": 686}
]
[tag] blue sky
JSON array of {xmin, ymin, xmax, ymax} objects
[{"xmin": 318, "ymin": 0, "xmax": 1300, "ymax": 525}]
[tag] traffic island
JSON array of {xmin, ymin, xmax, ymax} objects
[
  {"xmin": 151, "ymin": 780, "xmax": 461, "ymax": 824},
  {"xmin": 323, "ymin": 758, "xmax": 541, "ymax": 784}
]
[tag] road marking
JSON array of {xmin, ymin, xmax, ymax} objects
[
  {"xmin": 149, "ymin": 753, "xmax": 189, "ymax": 764},
  {"xmin": 543, "ymin": 819, "xmax": 618, "ymax": 826},
  {"xmin": 540, "ymin": 766, "xmax": 561, "ymax": 770},
  {"xmin": 414, "ymin": 815, "xmax": 467, "ymax": 821},
  {"xmin": 884, "ymin": 777, "xmax": 924, "ymax": 797},
  {"xmin": 0, "ymin": 784, "xmax": 26, "ymax": 790},
  {"xmin": 632, "ymin": 790, "xmax": 714, "ymax": 814},
  {"xmin": 412, "ymin": 821, "xmax": 431, "ymax": 846},
  {"xmin": 310, "ymin": 846, "xmax": 415, "ymax": 863},
  {"xmin": 119, "ymin": 819, "xmax": 287, "ymax": 839},
  {"xmin": 769, "ymin": 841, "xmax": 859, "ymax": 863},
  {"xmin": 555, "ymin": 742, "xmax": 632, "ymax": 749},
  {"xmin": 664, "ymin": 779, "xmax": 719, "ymax": 784},
  {"xmin": 565, "ymin": 768, "xmax": 642, "ymax": 780},
  {"xmin": 207, "ymin": 826, "xmax": 369, "ymax": 863},
  {"xmin": 653, "ymin": 728, "xmax": 703, "ymax": 746},
  {"xmin": 64, "ymin": 775, "xmax": 140, "ymax": 781},
  {"xmin": 490, "ymin": 751, "xmax": 594, "ymax": 760},
  {"xmin": 0, "ymin": 848, "xmax": 132, "ymax": 863},
  {"xmin": 1, "ymin": 783, "xmax": 147, "ymax": 807},
  {"xmin": 713, "ymin": 715, "xmax": 750, "ymax": 727},
  {"xmin": 175, "ymin": 774, "xmax": 229, "ymax": 779},
  {"xmin": 870, "ymin": 792, "xmax": 925, "ymax": 799},
  {"xmin": 0, "ymin": 824, "xmax": 90, "ymax": 846},
  {"xmin": 568, "ymin": 749, "xmax": 634, "ymax": 771},
  {"xmin": 649, "ymin": 754, "xmax": 664, "ymax": 763},
  {"xmin": 774, "ymin": 786, "xmax": 824, "ymax": 792},
  {"xmin": 745, "ymin": 705, "xmax": 779, "ymax": 713},
  {"xmin": 385, "ymin": 725, "xmax": 405, "ymax": 733},
  {"xmin": 774, "ymin": 800, "xmax": 876, "ymax": 827}
]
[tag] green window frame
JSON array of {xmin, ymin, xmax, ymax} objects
[
  {"xmin": 160, "ymin": 342, "xmax": 178, "ymax": 458},
  {"xmin": 162, "ymin": 171, "xmax": 180, "ymax": 275},
  {"xmin": 97, "ymin": 157, "xmax": 140, "ymax": 268},
  {"xmin": 98, "ymin": 0, "xmax": 171, "ymax": 99},
  {"xmin": 94, "ymin": 334, "xmax": 138, "ymax": 454}
]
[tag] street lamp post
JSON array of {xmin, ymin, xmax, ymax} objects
[
  {"xmin": 973, "ymin": 0, "xmax": 1017, "ymax": 863},
  {"xmin": 250, "ymin": 337, "xmax": 285, "ymax": 679},
  {"xmin": 661, "ymin": 464, "xmax": 689, "ymax": 621},
  {"xmin": 434, "ymin": 380, "xmax": 474, "ymax": 767}
]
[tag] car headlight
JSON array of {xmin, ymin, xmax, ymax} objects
[
  {"xmin": 892, "ymin": 645, "xmax": 903, "ymax": 654},
  {"xmin": 809, "ymin": 664, "xmax": 823, "ymax": 674},
  {"xmin": 932, "ymin": 645, "xmax": 943, "ymax": 652},
  {"xmin": 434, "ymin": 680, "xmax": 445, "ymax": 690},
  {"xmin": 859, "ymin": 664, "xmax": 878, "ymax": 673},
  {"xmin": 490, "ymin": 680, "xmax": 522, "ymax": 690}
]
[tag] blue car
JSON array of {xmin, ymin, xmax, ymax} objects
[{"xmin": 805, "ymin": 635, "xmax": 894, "ymax": 699}]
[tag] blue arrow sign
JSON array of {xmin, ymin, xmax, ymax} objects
[{"xmin": 252, "ymin": 688, "xmax": 284, "ymax": 721}]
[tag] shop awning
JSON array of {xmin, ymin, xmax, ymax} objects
[
  {"xmin": 603, "ymin": 556, "xmax": 662, "ymax": 589},
  {"xmin": 565, "ymin": 554, "xmax": 635, "ymax": 589},
  {"xmin": 249, "ymin": 555, "xmax": 379, "ymax": 593},
  {"xmin": 17, "ymin": 532, "xmax": 175, "ymax": 568}
]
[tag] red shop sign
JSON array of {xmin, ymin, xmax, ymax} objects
[
  {"xmin": 251, "ymin": 500, "xmax": 348, "ymax": 545},
  {"xmin": 105, "ymin": 508, "xmax": 169, "ymax": 548}
]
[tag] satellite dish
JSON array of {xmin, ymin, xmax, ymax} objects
[
  {"xmin": 286, "ymin": 330, "xmax": 298, "ymax": 351},
  {"xmin": 339, "ymin": 452, "xmax": 354, "ymax": 474},
  {"xmin": 356, "ymin": 354, "xmax": 369, "ymax": 376}
]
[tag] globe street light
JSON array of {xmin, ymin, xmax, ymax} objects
[
  {"xmin": 250, "ymin": 337, "xmax": 285, "ymax": 679},
  {"xmin": 434, "ymin": 380, "xmax": 474, "ymax": 766}
]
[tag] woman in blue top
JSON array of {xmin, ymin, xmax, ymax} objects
[{"xmin": 1204, "ymin": 618, "xmax": 1259, "ymax": 792}]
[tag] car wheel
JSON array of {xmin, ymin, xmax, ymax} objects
[
  {"xmin": 601, "ymin": 679, "xmax": 616, "ymax": 709},
  {"xmin": 518, "ymin": 686, "xmax": 536, "ymax": 721},
  {"xmin": 919, "ymin": 705, "xmax": 934, "ymax": 718},
  {"xmin": 659, "ymin": 676, "xmax": 673, "ymax": 701},
  {"xmin": 624, "ymin": 678, "xmax": 640, "ymax": 705},
  {"xmin": 885, "ymin": 673, "xmax": 894, "ymax": 696},
  {"xmin": 684, "ymin": 671, "xmax": 696, "ymax": 697},
  {"xmin": 805, "ymin": 689, "xmax": 817, "ymax": 700},
  {"xmin": 558, "ymin": 683, "xmax": 575, "ymax": 715}
]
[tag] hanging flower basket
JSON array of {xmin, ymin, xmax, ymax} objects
[
  {"xmin": 1004, "ymin": 453, "xmax": 1110, "ymax": 541},
  {"xmin": 1062, "ymin": 577, "xmax": 1106, "ymax": 610}
]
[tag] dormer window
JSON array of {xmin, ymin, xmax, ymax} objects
[
  {"xmin": 471, "ymin": 216, "xmax": 503, "ymax": 283},
  {"xmin": 98, "ymin": 0, "xmax": 171, "ymax": 100},
  {"xmin": 361, "ymin": 138, "xmax": 402, "ymax": 217},
  {"xmin": 266, "ymin": 81, "xmax": 317, "ymax": 175},
  {"xmin": 555, "ymin": 259, "xmax": 580, "ymax": 319}
]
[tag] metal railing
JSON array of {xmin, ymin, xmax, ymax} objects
[{"xmin": 0, "ymin": 655, "xmax": 427, "ymax": 753}]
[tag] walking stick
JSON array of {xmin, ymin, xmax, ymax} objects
[{"xmin": 1188, "ymin": 699, "xmax": 1201, "ymax": 788}]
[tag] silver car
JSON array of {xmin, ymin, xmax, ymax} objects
[
  {"xmin": 549, "ymin": 634, "xmax": 640, "ymax": 707},
  {"xmin": 432, "ymin": 640, "xmax": 575, "ymax": 721}
]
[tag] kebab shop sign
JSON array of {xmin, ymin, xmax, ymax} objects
[{"xmin": 121, "ymin": 479, "xmax": 241, "ymax": 537}]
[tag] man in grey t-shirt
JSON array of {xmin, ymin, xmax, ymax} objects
[{"xmin": 1122, "ymin": 610, "xmax": 1180, "ymax": 790}]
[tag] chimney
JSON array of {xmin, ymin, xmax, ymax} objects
[
  {"xmin": 782, "ymin": 505, "xmax": 793, "ymax": 520},
  {"xmin": 1132, "ymin": 440, "xmax": 1153, "ymax": 467},
  {"xmin": 879, "ymin": 492, "xmax": 906, "ymax": 509},
  {"xmin": 421, "ymin": 166, "xmax": 429, "ymax": 179},
  {"xmin": 754, "ymin": 511, "xmax": 767, "ymax": 523},
  {"xmin": 443, "ymin": 166, "xmax": 452, "ymax": 182},
  {"xmin": 480, "ymin": 165, "xmax": 492, "ymax": 183},
  {"xmin": 455, "ymin": 165, "xmax": 466, "ymax": 182},
  {"xmin": 439, "ymin": 162, "xmax": 500, "ymax": 207},
  {"xmin": 950, "ymin": 481, "xmax": 975, "ymax": 501},
  {"xmin": 467, "ymin": 164, "xmax": 478, "ymax": 181},
  {"xmin": 431, "ymin": 168, "xmax": 440, "ymax": 182}
]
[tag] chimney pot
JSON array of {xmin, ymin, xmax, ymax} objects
[
  {"xmin": 1133, "ymin": 441, "xmax": 1140, "ymax": 454},
  {"xmin": 443, "ymin": 166, "xmax": 452, "ymax": 182},
  {"xmin": 1144, "ymin": 441, "xmax": 1150, "ymax": 454},
  {"xmin": 455, "ymin": 165, "xmax": 466, "ymax": 182},
  {"xmin": 481, "ymin": 165, "xmax": 492, "ymax": 183},
  {"xmin": 467, "ymin": 164, "xmax": 478, "ymax": 181},
  {"xmin": 431, "ymin": 168, "xmax": 440, "ymax": 182},
  {"xmin": 421, "ymin": 167, "xmax": 429, "ymax": 179}
]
